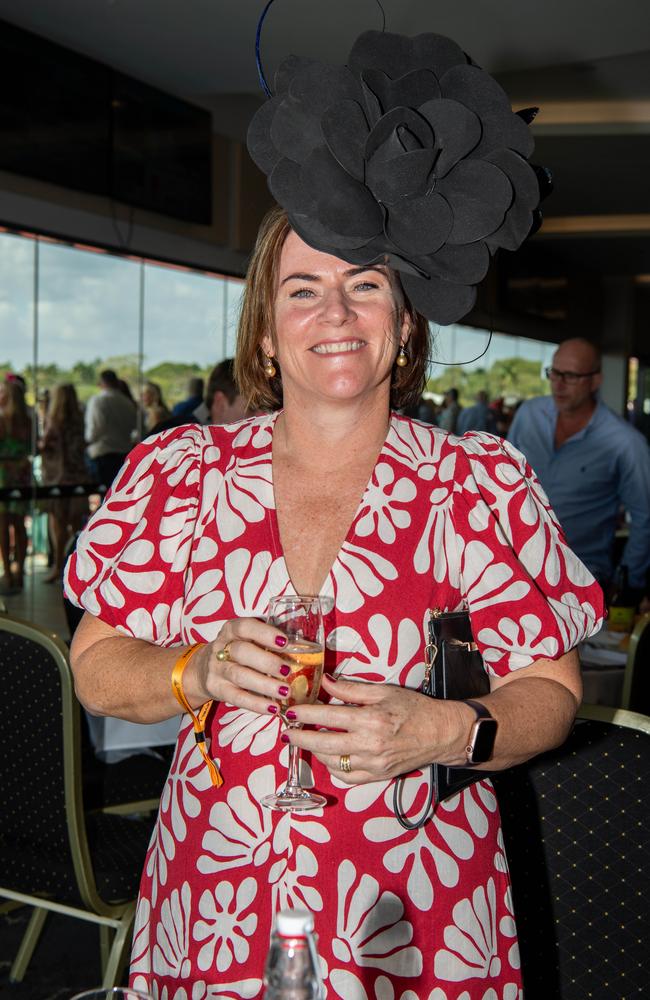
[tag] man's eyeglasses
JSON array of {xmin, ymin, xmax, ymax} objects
[{"xmin": 545, "ymin": 367, "xmax": 600, "ymax": 384}]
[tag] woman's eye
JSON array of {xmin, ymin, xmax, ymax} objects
[
  {"xmin": 353, "ymin": 280, "xmax": 380, "ymax": 292},
  {"xmin": 290, "ymin": 287, "xmax": 316, "ymax": 299}
]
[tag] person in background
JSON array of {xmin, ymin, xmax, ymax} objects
[
  {"xmin": 171, "ymin": 375, "xmax": 205, "ymax": 419},
  {"xmin": 141, "ymin": 381, "xmax": 171, "ymax": 433},
  {"xmin": 0, "ymin": 379, "xmax": 32, "ymax": 594},
  {"xmin": 457, "ymin": 389, "xmax": 498, "ymax": 435},
  {"xmin": 116, "ymin": 378, "xmax": 138, "ymax": 409},
  {"xmin": 487, "ymin": 396, "xmax": 505, "ymax": 435},
  {"xmin": 5, "ymin": 372, "xmax": 35, "ymax": 432},
  {"xmin": 84, "ymin": 369, "xmax": 138, "ymax": 487},
  {"xmin": 36, "ymin": 388, "xmax": 50, "ymax": 438},
  {"xmin": 508, "ymin": 337, "xmax": 650, "ymax": 595},
  {"xmin": 148, "ymin": 358, "xmax": 249, "ymax": 436},
  {"xmin": 39, "ymin": 383, "xmax": 88, "ymax": 583},
  {"xmin": 204, "ymin": 360, "xmax": 251, "ymax": 424},
  {"xmin": 437, "ymin": 386, "xmax": 462, "ymax": 433},
  {"xmin": 415, "ymin": 396, "xmax": 438, "ymax": 424}
]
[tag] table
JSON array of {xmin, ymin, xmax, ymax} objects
[
  {"xmin": 579, "ymin": 628, "xmax": 628, "ymax": 707},
  {"xmin": 86, "ymin": 713, "xmax": 180, "ymax": 761}
]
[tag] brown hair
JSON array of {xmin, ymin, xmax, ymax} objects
[
  {"xmin": 204, "ymin": 359, "xmax": 238, "ymax": 409},
  {"xmin": 234, "ymin": 206, "xmax": 430, "ymax": 411},
  {"xmin": 0, "ymin": 380, "xmax": 31, "ymax": 441},
  {"xmin": 47, "ymin": 383, "xmax": 82, "ymax": 432}
]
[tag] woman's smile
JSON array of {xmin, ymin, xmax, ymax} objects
[{"xmin": 311, "ymin": 339, "xmax": 366, "ymax": 356}]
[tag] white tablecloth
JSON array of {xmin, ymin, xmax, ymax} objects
[
  {"xmin": 86, "ymin": 713, "xmax": 180, "ymax": 758},
  {"xmin": 579, "ymin": 628, "xmax": 628, "ymax": 706}
]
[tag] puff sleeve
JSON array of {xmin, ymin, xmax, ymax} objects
[
  {"xmin": 450, "ymin": 432, "xmax": 605, "ymax": 676},
  {"xmin": 64, "ymin": 425, "xmax": 218, "ymax": 646}
]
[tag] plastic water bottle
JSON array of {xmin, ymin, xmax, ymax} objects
[{"xmin": 263, "ymin": 908, "xmax": 324, "ymax": 999}]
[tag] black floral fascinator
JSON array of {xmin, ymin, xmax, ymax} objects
[{"xmin": 247, "ymin": 28, "xmax": 550, "ymax": 325}]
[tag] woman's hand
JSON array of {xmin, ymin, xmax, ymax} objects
[
  {"xmin": 184, "ymin": 618, "xmax": 297, "ymax": 718},
  {"xmin": 283, "ymin": 674, "xmax": 469, "ymax": 784},
  {"xmin": 287, "ymin": 652, "xmax": 583, "ymax": 783}
]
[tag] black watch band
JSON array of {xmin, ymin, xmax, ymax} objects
[{"xmin": 462, "ymin": 699, "xmax": 498, "ymax": 765}]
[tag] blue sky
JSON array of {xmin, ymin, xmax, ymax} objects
[{"xmin": 1, "ymin": 231, "xmax": 244, "ymax": 371}]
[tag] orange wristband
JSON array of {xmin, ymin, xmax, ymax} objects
[{"xmin": 171, "ymin": 643, "xmax": 223, "ymax": 788}]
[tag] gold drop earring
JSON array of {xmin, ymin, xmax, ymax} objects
[
  {"xmin": 263, "ymin": 354, "xmax": 277, "ymax": 377},
  {"xmin": 396, "ymin": 344, "xmax": 409, "ymax": 367}
]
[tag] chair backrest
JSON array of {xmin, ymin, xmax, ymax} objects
[
  {"xmin": 493, "ymin": 706, "xmax": 650, "ymax": 1000},
  {"xmin": 0, "ymin": 612, "xmax": 105, "ymax": 911},
  {"xmin": 621, "ymin": 612, "xmax": 650, "ymax": 713}
]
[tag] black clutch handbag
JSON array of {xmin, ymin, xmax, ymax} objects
[{"xmin": 393, "ymin": 607, "xmax": 492, "ymax": 829}]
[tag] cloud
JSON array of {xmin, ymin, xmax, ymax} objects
[{"xmin": 0, "ymin": 233, "xmax": 244, "ymax": 371}]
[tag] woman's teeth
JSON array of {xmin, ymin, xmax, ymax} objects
[{"xmin": 312, "ymin": 340, "xmax": 365, "ymax": 355}]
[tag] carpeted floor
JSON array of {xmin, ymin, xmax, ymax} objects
[{"xmin": 0, "ymin": 906, "xmax": 121, "ymax": 998}]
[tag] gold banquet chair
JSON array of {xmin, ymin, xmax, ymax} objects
[
  {"xmin": 621, "ymin": 611, "xmax": 650, "ymax": 714},
  {"xmin": 493, "ymin": 705, "xmax": 650, "ymax": 1000},
  {"xmin": 0, "ymin": 612, "xmax": 156, "ymax": 987}
]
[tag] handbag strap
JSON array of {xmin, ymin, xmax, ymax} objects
[
  {"xmin": 392, "ymin": 614, "xmax": 439, "ymax": 829},
  {"xmin": 393, "ymin": 763, "xmax": 435, "ymax": 829}
]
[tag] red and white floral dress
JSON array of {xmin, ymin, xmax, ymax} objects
[{"xmin": 65, "ymin": 412, "xmax": 603, "ymax": 1000}]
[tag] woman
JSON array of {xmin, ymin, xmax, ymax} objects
[
  {"xmin": 0, "ymin": 379, "xmax": 32, "ymax": 593},
  {"xmin": 38, "ymin": 383, "xmax": 88, "ymax": 582},
  {"xmin": 141, "ymin": 380, "xmax": 170, "ymax": 433},
  {"xmin": 66, "ymin": 207, "xmax": 603, "ymax": 999}
]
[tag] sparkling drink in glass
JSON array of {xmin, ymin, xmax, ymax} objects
[{"xmin": 261, "ymin": 595, "xmax": 327, "ymax": 812}]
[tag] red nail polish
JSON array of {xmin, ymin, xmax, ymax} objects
[
  {"xmin": 267, "ymin": 704, "xmax": 278, "ymax": 714},
  {"xmin": 286, "ymin": 710, "xmax": 297, "ymax": 721},
  {"xmin": 275, "ymin": 635, "xmax": 288, "ymax": 648},
  {"xmin": 278, "ymin": 685, "xmax": 290, "ymax": 697},
  {"xmin": 280, "ymin": 665, "xmax": 291, "ymax": 677},
  {"xmin": 281, "ymin": 732, "xmax": 290, "ymax": 743}
]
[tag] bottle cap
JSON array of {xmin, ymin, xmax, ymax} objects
[{"xmin": 275, "ymin": 908, "xmax": 314, "ymax": 936}]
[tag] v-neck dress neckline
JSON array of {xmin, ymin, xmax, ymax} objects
[{"xmin": 265, "ymin": 409, "xmax": 396, "ymax": 604}]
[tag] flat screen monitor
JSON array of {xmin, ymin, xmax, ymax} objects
[
  {"xmin": 111, "ymin": 72, "xmax": 212, "ymax": 225},
  {"xmin": 0, "ymin": 19, "xmax": 213, "ymax": 225},
  {"xmin": 0, "ymin": 19, "xmax": 110, "ymax": 196}
]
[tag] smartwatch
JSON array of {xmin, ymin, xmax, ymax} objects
[{"xmin": 462, "ymin": 699, "xmax": 497, "ymax": 765}]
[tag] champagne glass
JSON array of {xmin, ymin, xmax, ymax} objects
[{"xmin": 261, "ymin": 594, "xmax": 327, "ymax": 812}]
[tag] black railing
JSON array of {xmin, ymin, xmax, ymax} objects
[{"xmin": 0, "ymin": 483, "xmax": 107, "ymax": 501}]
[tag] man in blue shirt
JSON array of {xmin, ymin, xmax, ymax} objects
[{"xmin": 508, "ymin": 337, "xmax": 650, "ymax": 592}]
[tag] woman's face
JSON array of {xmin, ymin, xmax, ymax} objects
[
  {"xmin": 142, "ymin": 385, "xmax": 154, "ymax": 406},
  {"xmin": 264, "ymin": 231, "xmax": 410, "ymax": 407}
]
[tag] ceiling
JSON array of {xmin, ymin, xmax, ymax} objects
[
  {"xmin": 0, "ymin": 0, "xmax": 648, "ymax": 99},
  {"xmin": 1, "ymin": 0, "xmax": 649, "ymax": 291}
]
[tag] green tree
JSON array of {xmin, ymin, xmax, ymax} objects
[
  {"xmin": 426, "ymin": 356, "xmax": 547, "ymax": 406},
  {"xmin": 72, "ymin": 359, "xmax": 101, "ymax": 384},
  {"xmin": 143, "ymin": 361, "xmax": 210, "ymax": 409},
  {"xmin": 103, "ymin": 354, "xmax": 140, "ymax": 382}
]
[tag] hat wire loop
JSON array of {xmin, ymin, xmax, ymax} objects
[{"xmin": 255, "ymin": 0, "xmax": 387, "ymax": 98}]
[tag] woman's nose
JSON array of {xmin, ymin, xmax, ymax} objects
[{"xmin": 319, "ymin": 287, "xmax": 356, "ymax": 324}]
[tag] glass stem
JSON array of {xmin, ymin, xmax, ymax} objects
[{"xmin": 284, "ymin": 741, "xmax": 303, "ymax": 795}]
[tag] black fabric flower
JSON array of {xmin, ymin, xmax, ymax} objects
[{"xmin": 247, "ymin": 30, "xmax": 544, "ymax": 325}]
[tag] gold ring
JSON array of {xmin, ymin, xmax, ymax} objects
[
  {"xmin": 339, "ymin": 754, "xmax": 352, "ymax": 773},
  {"xmin": 216, "ymin": 642, "xmax": 232, "ymax": 662}
]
